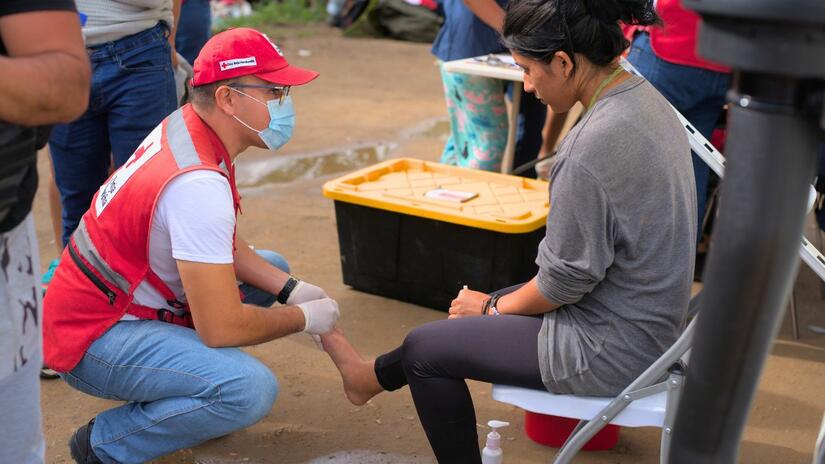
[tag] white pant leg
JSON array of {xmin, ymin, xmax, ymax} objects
[{"xmin": 0, "ymin": 214, "xmax": 45, "ymax": 464}]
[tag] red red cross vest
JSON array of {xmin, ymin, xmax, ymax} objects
[
  {"xmin": 623, "ymin": 0, "xmax": 730, "ymax": 74},
  {"xmin": 43, "ymin": 104, "xmax": 240, "ymax": 372}
]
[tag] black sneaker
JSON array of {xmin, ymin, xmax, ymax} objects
[{"xmin": 69, "ymin": 419, "xmax": 103, "ymax": 464}]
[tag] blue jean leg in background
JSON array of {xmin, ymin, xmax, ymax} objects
[
  {"xmin": 626, "ymin": 33, "xmax": 731, "ymax": 235},
  {"xmin": 508, "ymin": 82, "xmax": 547, "ymax": 179},
  {"xmin": 49, "ymin": 23, "xmax": 177, "ymax": 247},
  {"xmin": 175, "ymin": 0, "xmax": 212, "ymax": 65}
]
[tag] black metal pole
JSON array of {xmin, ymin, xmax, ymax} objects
[
  {"xmin": 669, "ymin": 1, "xmax": 825, "ymax": 459},
  {"xmin": 668, "ymin": 72, "xmax": 821, "ymax": 463}
]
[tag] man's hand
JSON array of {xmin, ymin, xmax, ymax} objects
[
  {"xmin": 297, "ymin": 298, "xmax": 340, "ymax": 334},
  {"xmin": 287, "ymin": 280, "xmax": 328, "ymax": 305},
  {"xmin": 179, "ymin": 260, "xmax": 305, "ymax": 347},
  {"xmin": 448, "ymin": 287, "xmax": 489, "ymax": 319}
]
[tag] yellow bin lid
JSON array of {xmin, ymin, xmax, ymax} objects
[{"xmin": 322, "ymin": 158, "xmax": 549, "ymax": 234}]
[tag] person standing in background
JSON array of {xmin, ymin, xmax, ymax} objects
[
  {"xmin": 48, "ymin": 0, "xmax": 181, "ymax": 252},
  {"xmin": 625, "ymin": 0, "xmax": 731, "ymax": 238},
  {"xmin": 0, "ymin": 1, "xmax": 91, "ymax": 462},
  {"xmin": 433, "ymin": 0, "xmax": 547, "ymax": 177}
]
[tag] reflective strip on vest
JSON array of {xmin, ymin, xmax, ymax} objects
[
  {"xmin": 167, "ymin": 110, "xmax": 203, "ymax": 169},
  {"xmin": 73, "ymin": 218, "xmax": 131, "ymax": 294},
  {"xmin": 72, "ymin": 110, "xmax": 213, "ymax": 299}
]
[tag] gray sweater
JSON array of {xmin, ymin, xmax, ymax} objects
[
  {"xmin": 536, "ymin": 75, "xmax": 696, "ymax": 396},
  {"xmin": 78, "ymin": 0, "xmax": 173, "ymax": 46}
]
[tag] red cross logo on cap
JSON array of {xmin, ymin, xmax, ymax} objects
[{"xmin": 191, "ymin": 27, "xmax": 319, "ymax": 87}]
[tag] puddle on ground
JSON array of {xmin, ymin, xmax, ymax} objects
[
  {"xmin": 235, "ymin": 118, "xmax": 450, "ymax": 187},
  {"xmin": 304, "ymin": 450, "xmax": 434, "ymax": 464},
  {"xmin": 236, "ymin": 144, "xmax": 394, "ymax": 187},
  {"xmin": 194, "ymin": 450, "xmax": 433, "ymax": 464},
  {"xmin": 419, "ymin": 120, "xmax": 451, "ymax": 139}
]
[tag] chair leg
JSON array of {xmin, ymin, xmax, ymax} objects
[
  {"xmin": 816, "ymin": 226, "xmax": 825, "ymax": 300},
  {"xmin": 660, "ymin": 371, "xmax": 685, "ymax": 464},
  {"xmin": 554, "ymin": 382, "xmax": 669, "ymax": 464},
  {"xmin": 553, "ymin": 418, "xmax": 608, "ymax": 464},
  {"xmin": 790, "ymin": 287, "xmax": 800, "ymax": 340},
  {"xmin": 814, "ymin": 412, "xmax": 825, "ymax": 464},
  {"xmin": 700, "ymin": 186, "xmax": 720, "ymax": 240}
]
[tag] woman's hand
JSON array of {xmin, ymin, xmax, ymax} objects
[{"xmin": 448, "ymin": 287, "xmax": 489, "ymax": 319}]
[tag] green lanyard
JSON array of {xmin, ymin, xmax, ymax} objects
[{"xmin": 586, "ymin": 66, "xmax": 625, "ymax": 112}]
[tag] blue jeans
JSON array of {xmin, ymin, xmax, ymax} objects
[
  {"xmin": 175, "ymin": 0, "xmax": 212, "ymax": 65},
  {"xmin": 61, "ymin": 250, "xmax": 289, "ymax": 463},
  {"xmin": 509, "ymin": 83, "xmax": 547, "ymax": 179},
  {"xmin": 626, "ymin": 32, "xmax": 731, "ymax": 233},
  {"xmin": 50, "ymin": 23, "xmax": 177, "ymax": 247}
]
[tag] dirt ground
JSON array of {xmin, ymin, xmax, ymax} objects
[{"xmin": 32, "ymin": 25, "xmax": 825, "ymax": 463}]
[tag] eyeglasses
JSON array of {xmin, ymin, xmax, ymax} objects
[{"xmin": 228, "ymin": 84, "xmax": 291, "ymax": 105}]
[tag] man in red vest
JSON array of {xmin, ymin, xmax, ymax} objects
[
  {"xmin": 625, "ymin": 0, "xmax": 731, "ymax": 248},
  {"xmin": 43, "ymin": 27, "xmax": 340, "ymax": 464}
]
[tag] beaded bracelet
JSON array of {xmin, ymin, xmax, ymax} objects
[{"xmin": 487, "ymin": 294, "xmax": 501, "ymax": 316}]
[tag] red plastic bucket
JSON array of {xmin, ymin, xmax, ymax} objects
[{"xmin": 524, "ymin": 411, "xmax": 620, "ymax": 451}]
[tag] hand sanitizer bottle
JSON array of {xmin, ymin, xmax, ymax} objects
[{"xmin": 481, "ymin": 420, "xmax": 510, "ymax": 464}]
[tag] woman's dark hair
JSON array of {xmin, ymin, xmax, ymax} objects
[{"xmin": 502, "ymin": 0, "xmax": 660, "ymax": 70}]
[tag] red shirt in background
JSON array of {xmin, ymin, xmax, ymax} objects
[{"xmin": 625, "ymin": 0, "xmax": 730, "ymax": 74}]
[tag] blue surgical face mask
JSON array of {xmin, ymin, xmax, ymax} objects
[{"xmin": 231, "ymin": 88, "xmax": 295, "ymax": 151}]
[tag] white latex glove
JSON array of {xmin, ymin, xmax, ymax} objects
[
  {"xmin": 286, "ymin": 280, "xmax": 328, "ymax": 305},
  {"xmin": 297, "ymin": 298, "xmax": 339, "ymax": 335},
  {"xmin": 309, "ymin": 334, "xmax": 324, "ymax": 351}
]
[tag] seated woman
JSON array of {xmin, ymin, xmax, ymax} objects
[{"xmin": 321, "ymin": 0, "xmax": 696, "ymax": 461}]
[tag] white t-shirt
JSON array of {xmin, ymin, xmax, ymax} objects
[
  {"xmin": 78, "ymin": 0, "xmax": 175, "ymax": 46},
  {"xmin": 127, "ymin": 169, "xmax": 235, "ymax": 317}
]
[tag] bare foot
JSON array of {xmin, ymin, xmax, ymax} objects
[{"xmin": 321, "ymin": 327, "xmax": 384, "ymax": 406}]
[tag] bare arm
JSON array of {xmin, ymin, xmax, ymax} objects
[
  {"xmin": 233, "ymin": 236, "xmax": 290, "ymax": 296},
  {"xmin": 462, "ymin": 0, "xmax": 505, "ymax": 33},
  {"xmin": 0, "ymin": 11, "xmax": 90, "ymax": 125},
  {"xmin": 178, "ymin": 259, "xmax": 305, "ymax": 347},
  {"xmin": 449, "ymin": 277, "xmax": 559, "ymax": 317},
  {"xmin": 496, "ymin": 277, "xmax": 559, "ymax": 315},
  {"xmin": 538, "ymin": 109, "xmax": 567, "ymax": 157}
]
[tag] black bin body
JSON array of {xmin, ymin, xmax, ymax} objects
[{"xmin": 333, "ymin": 201, "xmax": 545, "ymax": 311}]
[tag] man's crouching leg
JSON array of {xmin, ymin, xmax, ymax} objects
[{"xmin": 62, "ymin": 320, "xmax": 278, "ymax": 463}]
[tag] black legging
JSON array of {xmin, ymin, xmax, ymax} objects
[{"xmin": 374, "ymin": 295, "xmax": 546, "ymax": 463}]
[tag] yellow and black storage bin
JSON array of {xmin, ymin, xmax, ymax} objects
[{"xmin": 322, "ymin": 158, "xmax": 550, "ymax": 311}]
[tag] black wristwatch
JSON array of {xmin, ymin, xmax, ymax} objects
[{"xmin": 277, "ymin": 276, "xmax": 299, "ymax": 304}]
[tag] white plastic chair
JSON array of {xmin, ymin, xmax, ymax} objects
[{"xmin": 491, "ymin": 295, "xmax": 701, "ymax": 464}]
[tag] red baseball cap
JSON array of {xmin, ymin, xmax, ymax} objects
[{"xmin": 192, "ymin": 27, "xmax": 319, "ymax": 87}]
